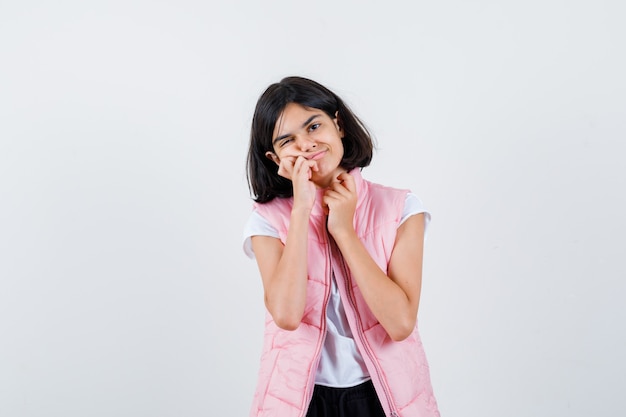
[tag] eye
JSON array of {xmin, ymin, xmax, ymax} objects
[
  {"xmin": 308, "ymin": 123, "xmax": 321, "ymax": 132},
  {"xmin": 279, "ymin": 137, "xmax": 293, "ymax": 148}
]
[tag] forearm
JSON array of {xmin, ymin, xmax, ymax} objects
[
  {"xmin": 263, "ymin": 207, "xmax": 311, "ymax": 330},
  {"xmin": 333, "ymin": 231, "xmax": 417, "ymax": 341}
]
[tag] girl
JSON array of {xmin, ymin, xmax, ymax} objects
[{"xmin": 243, "ymin": 77, "xmax": 439, "ymax": 417}]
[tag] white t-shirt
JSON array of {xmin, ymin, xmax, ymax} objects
[{"xmin": 243, "ymin": 193, "xmax": 430, "ymax": 388}]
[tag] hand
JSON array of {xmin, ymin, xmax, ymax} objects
[
  {"xmin": 277, "ymin": 155, "xmax": 319, "ymax": 212},
  {"xmin": 323, "ymin": 172, "xmax": 357, "ymax": 238}
]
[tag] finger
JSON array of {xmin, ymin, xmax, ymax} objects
[
  {"xmin": 277, "ymin": 165, "xmax": 290, "ymax": 179},
  {"xmin": 292, "ymin": 155, "xmax": 311, "ymax": 172},
  {"xmin": 277, "ymin": 157, "xmax": 297, "ymax": 179},
  {"xmin": 322, "ymin": 192, "xmax": 343, "ymax": 208},
  {"xmin": 299, "ymin": 158, "xmax": 319, "ymax": 173},
  {"xmin": 336, "ymin": 172, "xmax": 356, "ymax": 193},
  {"xmin": 323, "ymin": 191, "xmax": 339, "ymax": 202},
  {"xmin": 280, "ymin": 156, "xmax": 297, "ymax": 169},
  {"xmin": 293, "ymin": 157, "xmax": 318, "ymax": 179},
  {"xmin": 328, "ymin": 180, "xmax": 351, "ymax": 198}
]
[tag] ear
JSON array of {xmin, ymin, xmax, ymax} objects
[
  {"xmin": 265, "ymin": 151, "xmax": 280, "ymax": 166},
  {"xmin": 334, "ymin": 111, "xmax": 344, "ymax": 137}
]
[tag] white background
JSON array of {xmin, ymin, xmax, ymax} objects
[{"xmin": 1, "ymin": 1, "xmax": 625, "ymax": 416}]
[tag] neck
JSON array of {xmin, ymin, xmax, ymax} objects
[{"xmin": 312, "ymin": 167, "xmax": 347, "ymax": 189}]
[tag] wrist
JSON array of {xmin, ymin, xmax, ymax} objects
[
  {"xmin": 330, "ymin": 226, "xmax": 357, "ymax": 244},
  {"xmin": 291, "ymin": 205, "xmax": 312, "ymax": 218}
]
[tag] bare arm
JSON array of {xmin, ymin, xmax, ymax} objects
[
  {"xmin": 324, "ymin": 173, "xmax": 425, "ymax": 341},
  {"xmin": 251, "ymin": 207, "xmax": 311, "ymax": 330},
  {"xmin": 333, "ymin": 214, "xmax": 425, "ymax": 341},
  {"xmin": 250, "ymin": 156, "xmax": 318, "ymax": 330}
]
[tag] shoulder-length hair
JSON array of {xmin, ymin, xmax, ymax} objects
[{"xmin": 246, "ymin": 76, "xmax": 374, "ymax": 203}]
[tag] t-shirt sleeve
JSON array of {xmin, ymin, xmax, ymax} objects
[
  {"xmin": 400, "ymin": 193, "xmax": 431, "ymax": 237},
  {"xmin": 242, "ymin": 210, "xmax": 280, "ymax": 259}
]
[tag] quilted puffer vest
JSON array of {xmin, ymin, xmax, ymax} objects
[{"xmin": 249, "ymin": 169, "xmax": 439, "ymax": 417}]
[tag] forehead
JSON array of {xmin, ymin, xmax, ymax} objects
[{"xmin": 273, "ymin": 103, "xmax": 326, "ymax": 136}]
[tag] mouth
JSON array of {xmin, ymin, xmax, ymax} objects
[{"xmin": 306, "ymin": 150, "xmax": 327, "ymax": 161}]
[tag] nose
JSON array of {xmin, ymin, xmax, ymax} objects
[{"xmin": 295, "ymin": 135, "xmax": 316, "ymax": 152}]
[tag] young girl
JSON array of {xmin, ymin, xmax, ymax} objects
[{"xmin": 243, "ymin": 77, "xmax": 439, "ymax": 417}]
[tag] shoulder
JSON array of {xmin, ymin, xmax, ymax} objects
[
  {"xmin": 367, "ymin": 180, "xmax": 409, "ymax": 199},
  {"xmin": 361, "ymin": 176, "xmax": 409, "ymax": 212},
  {"xmin": 400, "ymin": 193, "xmax": 431, "ymax": 234},
  {"xmin": 250, "ymin": 197, "xmax": 296, "ymax": 242},
  {"xmin": 358, "ymin": 174, "xmax": 431, "ymax": 230},
  {"xmin": 242, "ymin": 210, "xmax": 279, "ymax": 258},
  {"xmin": 254, "ymin": 197, "xmax": 293, "ymax": 216}
]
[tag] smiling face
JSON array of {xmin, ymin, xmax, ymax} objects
[{"xmin": 267, "ymin": 102, "xmax": 345, "ymax": 188}]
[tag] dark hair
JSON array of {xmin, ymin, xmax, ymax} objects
[{"xmin": 246, "ymin": 76, "xmax": 374, "ymax": 203}]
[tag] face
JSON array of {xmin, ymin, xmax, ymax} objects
[{"xmin": 267, "ymin": 102, "xmax": 344, "ymax": 188}]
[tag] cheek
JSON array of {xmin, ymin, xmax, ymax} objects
[
  {"xmin": 337, "ymin": 141, "xmax": 345, "ymax": 159},
  {"xmin": 276, "ymin": 148, "xmax": 297, "ymax": 160}
]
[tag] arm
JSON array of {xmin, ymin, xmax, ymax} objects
[
  {"xmin": 324, "ymin": 173, "xmax": 425, "ymax": 341},
  {"xmin": 333, "ymin": 214, "xmax": 424, "ymax": 341},
  {"xmin": 250, "ymin": 156, "xmax": 318, "ymax": 330},
  {"xmin": 251, "ymin": 207, "xmax": 311, "ymax": 330}
]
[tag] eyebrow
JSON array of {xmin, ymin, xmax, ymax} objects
[{"xmin": 272, "ymin": 114, "xmax": 320, "ymax": 146}]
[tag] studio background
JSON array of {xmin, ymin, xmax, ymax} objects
[{"xmin": 1, "ymin": 1, "xmax": 624, "ymax": 416}]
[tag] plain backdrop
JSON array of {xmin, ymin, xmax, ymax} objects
[{"xmin": 1, "ymin": 1, "xmax": 625, "ymax": 416}]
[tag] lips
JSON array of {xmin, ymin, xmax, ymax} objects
[{"xmin": 307, "ymin": 150, "xmax": 327, "ymax": 160}]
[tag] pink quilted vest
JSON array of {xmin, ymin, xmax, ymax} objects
[{"xmin": 250, "ymin": 169, "xmax": 439, "ymax": 417}]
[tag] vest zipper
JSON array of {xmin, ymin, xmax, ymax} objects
[
  {"xmin": 331, "ymin": 238, "xmax": 400, "ymax": 417},
  {"xmin": 299, "ymin": 236, "xmax": 332, "ymax": 417}
]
